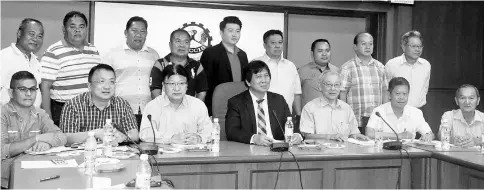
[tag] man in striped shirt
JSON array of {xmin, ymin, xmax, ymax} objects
[
  {"xmin": 40, "ymin": 11, "xmax": 102, "ymax": 126},
  {"xmin": 339, "ymin": 32, "xmax": 389, "ymax": 135},
  {"xmin": 60, "ymin": 64, "xmax": 139, "ymax": 144}
]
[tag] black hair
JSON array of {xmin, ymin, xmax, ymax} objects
[
  {"xmin": 455, "ymin": 84, "xmax": 480, "ymax": 98},
  {"xmin": 388, "ymin": 77, "xmax": 410, "ymax": 93},
  {"xmin": 170, "ymin": 29, "xmax": 190, "ymax": 42},
  {"xmin": 18, "ymin": 18, "xmax": 43, "ymax": 35},
  {"xmin": 10, "ymin": 71, "xmax": 36, "ymax": 89},
  {"xmin": 125, "ymin": 16, "xmax": 148, "ymax": 31},
  {"xmin": 63, "ymin": 11, "xmax": 88, "ymax": 28},
  {"xmin": 88, "ymin": 64, "xmax": 115, "ymax": 83},
  {"xmin": 263, "ymin": 30, "xmax": 283, "ymax": 43},
  {"xmin": 219, "ymin": 16, "xmax": 242, "ymax": 31},
  {"xmin": 161, "ymin": 64, "xmax": 190, "ymax": 83},
  {"xmin": 353, "ymin": 32, "xmax": 371, "ymax": 45},
  {"xmin": 242, "ymin": 60, "xmax": 271, "ymax": 87},
  {"xmin": 311, "ymin": 39, "xmax": 331, "ymax": 51}
]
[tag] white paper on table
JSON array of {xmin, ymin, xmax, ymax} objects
[
  {"xmin": 347, "ymin": 138, "xmax": 375, "ymax": 146},
  {"xmin": 24, "ymin": 146, "xmax": 74, "ymax": 155},
  {"xmin": 21, "ymin": 159, "xmax": 78, "ymax": 169}
]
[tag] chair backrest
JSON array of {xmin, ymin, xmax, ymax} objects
[{"xmin": 212, "ymin": 81, "xmax": 247, "ymax": 141}]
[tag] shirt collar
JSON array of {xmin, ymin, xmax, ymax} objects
[
  {"xmin": 262, "ymin": 52, "xmax": 285, "ymax": 63},
  {"xmin": 222, "ymin": 43, "xmax": 239, "ymax": 55},
  {"xmin": 318, "ymin": 96, "xmax": 342, "ymax": 109},
  {"xmin": 384, "ymin": 102, "xmax": 411, "ymax": 118},
  {"xmin": 123, "ymin": 42, "xmax": 149, "ymax": 52},
  {"xmin": 308, "ymin": 62, "xmax": 331, "ymax": 71},
  {"xmin": 6, "ymin": 100, "xmax": 38, "ymax": 117},
  {"xmin": 10, "ymin": 43, "xmax": 37, "ymax": 61},
  {"xmin": 249, "ymin": 89, "xmax": 267, "ymax": 104},
  {"xmin": 453, "ymin": 109, "xmax": 484, "ymax": 125},
  {"xmin": 401, "ymin": 54, "xmax": 422, "ymax": 65},
  {"xmin": 87, "ymin": 92, "xmax": 112, "ymax": 109},
  {"xmin": 163, "ymin": 53, "xmax": 196, "ymax": 67},
  {"xmin": 161, "ymin": 93, "xmax": 188, "ymax": 108},
  {"xmin": 354, "ymin": 55, "xmax": 375, "ymax": 66},
  {"xmin": 61, "ymin": 37, "xmax": 88, "ymax": 49}
]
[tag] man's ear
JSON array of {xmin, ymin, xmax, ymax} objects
[
  {"xmin": 17, "ymin": 30, "xmax": 22, "ymax": 40},
  {"xmin": 8, "ymin": 89, "xmax": 14, "ymax": 99},
  {"xmin": 245, "ymin": 80, "xmax": 250, "ymax": 87},
  {"xmin": 454, "ymin": 97, "xmax": 459, "ymax": 106}
]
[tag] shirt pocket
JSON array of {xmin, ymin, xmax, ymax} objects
[
  {"xmin": 7, "ymin": 130, "xmax": 20, "ymax": 142},
  {"xmin": 332, "ymin": 118, "xmax": 350, "ymax": 136}
]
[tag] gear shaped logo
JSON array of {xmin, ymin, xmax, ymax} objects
[{"xmin": 180, "ymin": 22, "xmax": 213, "ymax": 56}]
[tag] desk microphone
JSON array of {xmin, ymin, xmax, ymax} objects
[
  {"xmin": 270, "ymin": 110, "xmax": 289, "ymax": 152},
  {"xmin": 138, "ymin": 114, "xmax": 159, "ymax": 155},
  {"xmin": 375, "ymin": 112, "xmax": 402, "ymax": 150}
]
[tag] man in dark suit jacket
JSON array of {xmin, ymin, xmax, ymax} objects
[
  {"xmin": 200, "ymin": 16, "xmax": 249, "ymax": 115},
  {"xmin": 225, "ymin": 60, "xmax": 303, "ymax": 145}
]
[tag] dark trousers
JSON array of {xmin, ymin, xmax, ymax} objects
[
  {"xmin": 51, "ymin": 99, "xmax": 65, "ymax": 126},
  {"xmin": 135, "ymin": 114, "xmax": 142, "ymax": 131},
  {"xmin": 358, "ymin": 116, "xmax": 370, "ymax": 135}
]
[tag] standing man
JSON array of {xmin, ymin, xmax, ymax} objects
[
  {"xmin": 339, "ymin": 32, "xmax": 388, "ymax": 135},
  {"xmin": 40, "ymin": 11, "xmax": 102, "ymax": 126},
  {"xmin": 1, "ymin": 18, "xmax": 44, "ymax": 107},
  {"xmin": 104, "ymin": 16, "xmax": 160, "ymax": 127},
  {"xmin": 298, "ymin": 39, "xmax": 339, "ymax": 108},
  {"xmin": 200, "ymin": 16, "xmax": 249, "ymax": 115},
  {"xmin": 1, "ymin": 71, "xmax": 67, "ymax": 188},
  {"xmin": 150, "ymin": 29, "xmax": 208, "ymax": 101},
  {"xmin": 385, "ymin": 30, "xmax": 430, "ymax": 111},
  {"xmin": 254, "ymin": 30, "xmax": 302, "ymax": 115}
]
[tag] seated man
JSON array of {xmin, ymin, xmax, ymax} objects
[
  {"xmin": 60, "ymin": 64, "xmax": 139, "ymax": 144},
  {"xmin": 225, "ymin": 60, "xmax": 303, "ymax": 146},
  {"xmin": 140, "ymin": 64, "xmax": 211, "ymax": 144},
  {"xmin": 299, "ymin": 71, "xmax": 369, "ymax": 142},
  {"xmin": 366, "ymin": 77, "xmax": 433, "ymax": 141},
  {"xmin": 1, "ymin": 71, "xmax": 67, "ymax": 188},
  {"xmin": 439, "ymin": 84, "xmax": 482, "ymax": 147}
]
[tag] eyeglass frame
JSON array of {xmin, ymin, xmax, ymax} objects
[
  {"xmin": 406, "ymin": 44, "xmax": 424, "ymax": 49},
  {"xmin": 163, "ymin": 82, "xmax": 188, "ymax": 88},
  {"xmin": 321, "ymin": 82, "xmax": 342, "ymax": 89},
  {"xmin": 91, "ymin": 80, "xmax": 116, "ymax": 86},
  {"xmin": 12, "ymin": 86, "xmax": 39, "ymax": 93}
]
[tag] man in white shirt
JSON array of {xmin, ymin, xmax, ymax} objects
[
  {"xmin": 385, "ymin": 30, "xmax": 430, "ymax": 110},
  {"xmin": 104, "ymin": 16, "xmax": 160, "ymax": 127},
  {"xmin": 1, "ymin": 18, "xmax": 44, "ymax": 107},
  {"xmin": 253, "ymin": 30, "xmax": 302, "ymax": 116}
]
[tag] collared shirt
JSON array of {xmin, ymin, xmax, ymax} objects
[
  {"xmin": 298, "ymin": 62, "xmax": 340, "ymax": 107},
  {"xmin": 340, "ymin": 55, "xmax": 388, "ymax": 126},
  {"xmin": 40, "ymin": 39, "xmax": 102, "ymax": 102},
  {"xmin": 0, "ymin": 43, "xmax": 42, "ymax": 107},
  {"xmin": 225, "ymin": 46, "xmax": 242, "ymax": 82},
  {"xmin": 1, "ymin": 101, "xmax": 66, "ymax": 187},
  {"xmin": 300, "ymin": 96, "xmax": 360, "ymax": 136},
  {"xmin": 385, "ymin": 54, "xmax": 431, "ymax": 108},
  {"xmin": 60, "ymin": 92, "xmax": 137, "ymax": 133},
  {"xmin": 440, "ymin": 109, "xmax": 483, "ymax": 145},
  {"xmin": 367, "ymin": 102, "xmax": 432, "ymax": 135},
  {"xmin": 150, "ymin": 53, "xmax": 209, "ymax": 96},
  {"xmin": 139, "ymin": 94, "xmax": 211, "ymax": 143},
  {"xmin": 254, "ymin": 53, "xmax": 302, "ymax": 112},
  {"xmin": 104, "ymin": 43, "xmax": 160, "ymax": 113},
  {"xmin": 248, "ymin": 90, "xmax": 274, "ymax": 140}
]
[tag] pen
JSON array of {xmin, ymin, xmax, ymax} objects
[{"xmin": 39, "ymin": 175, "xmax": 60, "ymax": 182}]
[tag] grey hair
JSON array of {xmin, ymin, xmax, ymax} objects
[
  {"xmin": 401, "ymin": 30, "xmax": 423, "ymax": 45},
  {"xmin": 317, "ymin": 71, "xmax": 340, "ymax": 85}
]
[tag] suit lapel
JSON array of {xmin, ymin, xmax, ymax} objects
[{"xmin": 243, "ymin": 91, "xmax": 257, "ymax": 133}]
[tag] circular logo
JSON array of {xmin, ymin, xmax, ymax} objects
[{"xmin": 180, "ymin": 22, "xmax": 213, "ymax": 57}]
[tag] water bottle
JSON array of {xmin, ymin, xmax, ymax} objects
[
  {"xmin": 440, "ymin": 119, "xmax": 451, "ymax": 151},
  {"xmin": 135, "ymin": 154, "xmax": 152, "ymax": 190},
  {"xmin": 374, "ymin": 127, "xmax": 383, "ymax": 149},
  {"xmin": 480, "ymin": 132, "xmax": 484, "ymax": 155},
  {"xmin": 284, "ymin": 117, "xmax": 294, "ymax": 145},
  {"xmin": 84, "ymin": 131, "xmax": 97, "ymax": 175},
  {"xmin": 211, "ymin": 118, "xmax": 220, "ymax": 152},
  {"xmin": 103, "ymin": 119, "xmax": 114, "ymax": 157}
]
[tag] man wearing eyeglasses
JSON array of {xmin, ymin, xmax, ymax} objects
[
  {"xmin": 385, "ymin": 30, "xmax": 430, "ymax": 112},
  {"xmin": 1, "ymin": 71, "xmax": 67, "ymax": 188},
  {"xmin": 300, "ymin": 71, "xmax": 370, "ymax": 142},
  {"xmin": 60, "ymin": 64, "xmax": 139, "ymax": 144}
]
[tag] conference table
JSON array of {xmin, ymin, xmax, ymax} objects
[{"xmin": 10, "ymin": 140, "xmax": 484, "ymax": 189}]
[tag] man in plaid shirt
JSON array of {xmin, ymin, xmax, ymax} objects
[
  {"xmin": 339, "ymin": 32, "xmax": 389, "ymax": 135},
  {"xmin": 60, "ymin": 64, "xmax": 139, "ymax": 144}
]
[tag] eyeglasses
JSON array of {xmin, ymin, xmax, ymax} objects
[
  {"xmin": 407, "ymin": 44, "xmax": 424, "ymax": 49},
  {"xmin": 91, "ymin": 80, "xmax": 116, "ymax": 86},
  {"xmin": 322, "ymin": 82, "xmax": 341, "ymax": 89},
  {"xmin": 14, "ymin": 87, "xmax": 38, "ymax": 93},
  {"xmin": 164, "ymin": 82, "xmax": 187, "ymax": 88}
]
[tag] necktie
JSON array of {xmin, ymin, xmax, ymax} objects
[{"xmin": 256, "ymin": 99, "xmax": 267, "ymax": 135}]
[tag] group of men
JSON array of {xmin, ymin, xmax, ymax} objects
[{"xmin": 1, "ymin": 10, "xmax": 437, "ymax": 188}]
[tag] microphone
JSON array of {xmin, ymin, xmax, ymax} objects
[
  {"xmin": 113, "ymin": 123, "xmax": 142, "ymax": 154},
  {"xmin": 375, "ymin": 112, "xmax": 402, "ymax": 150},
  {"xmin": 139, "ymin": 114, "xmax": 159, "ymax": 155},
  {"xmin": 270, "ymin": 110, "xmax": 289, "ymax": 152}
]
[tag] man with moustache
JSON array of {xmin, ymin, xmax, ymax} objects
[
  {"xmin": 340, "ymin": 32, "xmax": 388, "ymax": 135},
  {"xmin": 104, "ymin": 16, "xmax": 160, "ymax": 127},
  {"xmin": 200, "ymin": 16, "xmax": 249, "ymax": 115},
  {"xmin": 1, "ymin": 18, "xmax": 44, "ymax": 107},
  {"xmin": 150, "ymin": 29, "xmax": 208, "ymax": 101},
  {"xmin": 40, "ymin": 11, "xmax": 102, "ymax": 126},
  {"xmin": 254, "ymin": 30, "xmax": 302, "ymax": 116},
  {"xmin": 385, "ymin": 30, "xmax": 430, "ymax": 111},
  {"xmin": 60, "ymin": 64, "xmax": 139, "ymax": 144},
  {"xmin": 298, "ymin": 39, "xmax": 340, "ymax": 108},
  {"xmin": 300, "ymin": 71, "xmax": 369, "ymax": 142}
]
